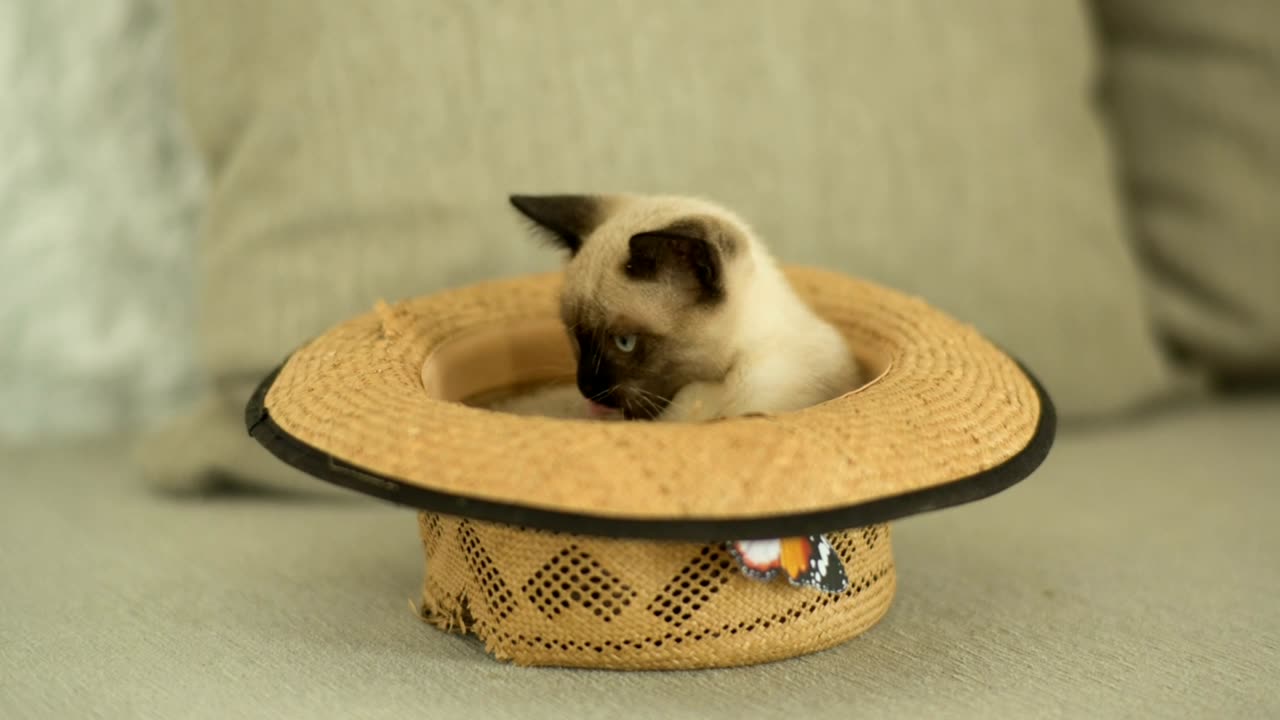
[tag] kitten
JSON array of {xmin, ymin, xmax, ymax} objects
[{"xmin": 510, "ymin": 193, "xmax": 861, "ymax": 422}]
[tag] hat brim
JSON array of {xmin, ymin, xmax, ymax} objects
[{"xmin": 246, "ymin": 267, "xmax": 1055, "ymax": 540}]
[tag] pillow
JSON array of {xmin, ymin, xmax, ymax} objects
[
  {"xmin": 1094, "ymin": 0, "xmax": 1280, "ymax": 383},
  {"xmin": 139, "ymin": 0, "xmax": 1179, "ymax": 494}
]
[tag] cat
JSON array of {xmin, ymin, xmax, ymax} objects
[{"xmin": 510, "ymin": 193, "xmax": 861, "ymax": 422}]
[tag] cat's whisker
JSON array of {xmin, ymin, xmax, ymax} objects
[
  {"xmin": 634, "ymin": 387, "xmax": 670, "ymax": 403},
  {"xmin": 588, "ymin": 385, "xmax": 619, "ymax": 403},
  {"xmin": 642, "ymin": 397, "xmax": 662, "ymax": 418},
  {"xmin": 622, "ymin": 387, "xmax": 672, "ymax": 420},
  {"xmin": 631, "ymin": 387, "xmax": 671, "ymax": 406},
  {"xmin": 635, "ymin": 396, "xmax": 659, "ymax": 416},
  {"xmin": 627, "ymin": 389, "xmax": 665, "ymax": 419}
]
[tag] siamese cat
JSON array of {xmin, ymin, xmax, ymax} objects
[{"xmin": 509, "ymin": 193, "xmax": 861, "ymax": 423}]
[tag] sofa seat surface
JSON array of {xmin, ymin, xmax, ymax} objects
[{"xmin": 3, "ymin": 397, "xmax": 1277, "ymax": 719}]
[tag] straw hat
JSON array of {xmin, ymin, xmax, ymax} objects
[{"xmin": 246, "ymin": 266, "xmax": 1054, "ymax": 669}]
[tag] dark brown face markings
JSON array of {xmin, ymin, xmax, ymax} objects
[
  {"xmin": 625, "ymin": 216, "xmax": 735, "ymax": 306},
  {"xmin": 552, "ymin": 210, "xmax": 743, "ymax": 420},
  {"xmin": 562, "ymin": 282, "xmax": 735, "ymax": 420},
  {"xmin": 566, "ymin": 307, "xmax": 673, "ymax": 418}
]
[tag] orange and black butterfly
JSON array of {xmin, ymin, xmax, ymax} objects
[{"xmin": 726, "ymin": 535, "xmax": 848, "ymax": 594}]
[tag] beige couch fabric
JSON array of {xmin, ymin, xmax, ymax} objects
[
  {"xmin": 139, "ymin": 0, "xmax": 1179, "ymax": 493},
  {"xmin": 1095, "ymin": 0, "xmax": 1280, "ymax": 381},
  {"xmin": 8, "ymin": 397, "xmax": 1279, "ymax": 717}
]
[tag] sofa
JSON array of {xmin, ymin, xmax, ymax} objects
[{"xmin": 3, "ymin": 1, "xmax": 1277, "ymax": 717}]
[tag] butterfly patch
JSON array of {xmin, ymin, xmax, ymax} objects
[{"xmin": 726, "ymin": 535, "xmax": 849, "ymax": 594}]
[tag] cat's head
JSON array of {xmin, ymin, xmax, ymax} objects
[{"xmin": 510, "ymin": 193, "xmax": 757, "ymax": 420}]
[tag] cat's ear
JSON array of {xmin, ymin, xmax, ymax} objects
[
  {"xmin": 626, "ymin": 216, "xmax": 738, "ymax": 304},
  {"xmin": 509, "ymin": 194, "xmax": 607, "ymax": 256}
]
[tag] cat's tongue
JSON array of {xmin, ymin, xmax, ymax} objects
[{"xmin": 586, "ymin": 401, "xmax": 617, "ymax": 419}]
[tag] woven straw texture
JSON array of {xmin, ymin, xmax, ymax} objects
[
  {"xmin": 262, "ymin": 267, "xmax": 1041, "ymax": 521},
  {"xmin": 417, "ymin": 512, "xmax": 895, "ymax": 669}
]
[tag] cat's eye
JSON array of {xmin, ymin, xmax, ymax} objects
[{"xmin": 613, "ymin": 334, "xmax": 638, "ymax": 353}]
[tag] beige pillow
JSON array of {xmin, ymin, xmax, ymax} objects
[
  {"xmin": 141, "ymin": 0, "xmax": 1179, "ymax": 493},
  {"xmin": 1095, "ymin": 0, "xmax": 1280, "ymax": 382}
]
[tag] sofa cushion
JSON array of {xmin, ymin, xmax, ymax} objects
[
  {"xmin": 1095, "ymin": 0, "xmax": 1280, "ymax": 382},
  {"xmin": 141, "ymin": 0, "xmax": 1178, "ymax": 493}
]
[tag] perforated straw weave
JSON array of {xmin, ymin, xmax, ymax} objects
[{"xmin": 417, "ymin": 513, "xmax": 895, "ymax": 669}]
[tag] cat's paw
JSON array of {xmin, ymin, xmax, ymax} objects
[{"xmin": 657, "ymin": 382, "xmax": 725, "ymax": 423}]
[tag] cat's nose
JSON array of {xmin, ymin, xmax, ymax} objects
[
  {"xmin": 577, "ymin": 374, "xmax": 609, "ymax": 405},
  {"xmin": 577, "ymin": 367, "xmax": 617, "ymax": 407}
]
